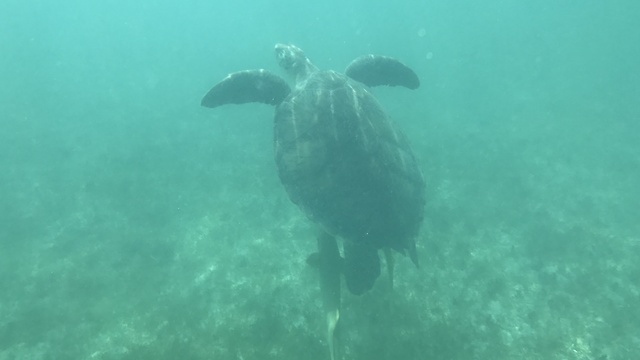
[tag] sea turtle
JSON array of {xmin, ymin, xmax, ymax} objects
[{"xmin": 201, "ymin": 44, "xmax": 425, "ymax": 359}]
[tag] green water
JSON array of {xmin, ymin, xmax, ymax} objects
[{"xmin": 1, "ymin": 1, "xmax": 639, "ymax": 359}]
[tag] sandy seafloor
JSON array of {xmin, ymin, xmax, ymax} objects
[{"xmin": 1, "ymin": 1, "xmax": 639, "ymax": 359}]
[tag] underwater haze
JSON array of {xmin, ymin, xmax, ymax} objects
[{"xmin": 1, "ymin": 0, "xmax": 639, "ymax": 359}]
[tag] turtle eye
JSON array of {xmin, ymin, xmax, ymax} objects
[
  {"xmin": 275, "ymin": 49, "xmax": 289, "ymax": 63},
  {"xmin": 275, "ymin": 44, "xmax": 290, "ymax": 59},
  {"xmin": 277, "ymin": 51, "xmax": 296, "ymax": 69}
]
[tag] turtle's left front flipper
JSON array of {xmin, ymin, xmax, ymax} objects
[
  {"xmin": 345, "ymin": 55, "xmax": 420, "ymax": 90},
  {"xmin": 201, "ymin": 69, "xmax": 291, "ymax": 108}
]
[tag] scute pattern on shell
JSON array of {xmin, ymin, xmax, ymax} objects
[{"xmin": 274, "ymin": 70, "xmax": 424, "ymax": 253}]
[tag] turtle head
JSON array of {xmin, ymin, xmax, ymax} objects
[{"xmin": 275, "ymin": 44, "xmax": 318, "ymax": 82}]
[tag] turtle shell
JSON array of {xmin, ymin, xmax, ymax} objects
[{"xmin": 274, "ymin": 70, "xmax": 425, "ymax": 256}]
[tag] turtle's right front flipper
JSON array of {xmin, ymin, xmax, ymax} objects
[
  {"xmin": 201, "ymin": 69, "xmax": 291, "ymax": 108},
  {"xmin": 345, "ymin": 55, "xmax": 420, "ymax": 90}
]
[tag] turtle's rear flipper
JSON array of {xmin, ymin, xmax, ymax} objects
[
  {"xmin": 343, "ymin": 241, "xmax": 381, "ymax": 295},
  {"xmin": 345, "ymin": 55, "xmax": 420, "ymax": 90},
  {"xmin": 201, "ymin": 69, "xmax": 291, "ymax": 108}
]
